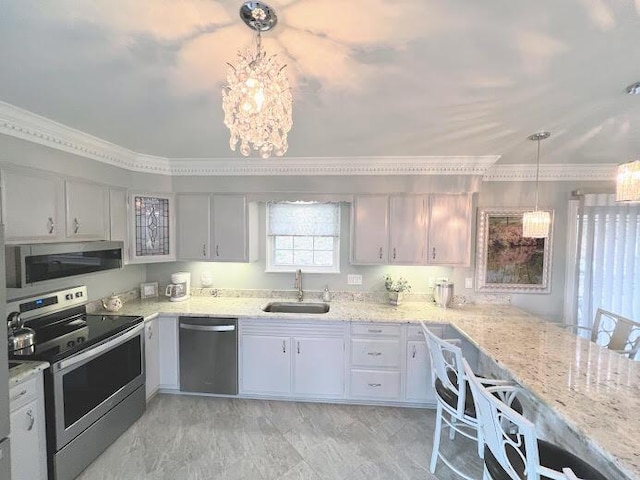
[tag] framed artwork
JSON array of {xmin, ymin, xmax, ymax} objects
[
  {"xmin": 475, "ymin": 208, "xmax": 553, "ymax": 293},
  {"xmin": 140, "ymin": 282, "xmax": 159, "ymax": 299}
]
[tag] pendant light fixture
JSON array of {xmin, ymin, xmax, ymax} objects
[
  {"xmin": 222, "ymin": 2, "xmax": 293, "ymax": 158},
  {"xmin": 522, "ymin": 132, "xmax": 551, "ymax": 238}
]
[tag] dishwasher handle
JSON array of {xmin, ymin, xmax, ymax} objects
[{"xmin": 179, "ymin": 323, "xmax": 236, "ymax": 332}]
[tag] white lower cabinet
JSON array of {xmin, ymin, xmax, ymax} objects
[
  {"xmin": 158, "ymin": 316, "xmax": 179, "ymax": 390},
  {"xmin": 240, "ymin": 320, "xmax": 345, "ymax": 399},
  {"xmin": 9, "ymin": 374, "xmax": 47, "ymax": 480},
  {"xmin": 405, "ymin": 340, "xmax": 433, "ymax": 403},
  {"xmin": 241, "ymin": 335, "xmax": 291, "ymax": 395},
  {"xmin": 145, "ymin": 317, "xmax": 160, "ymax": 400}
]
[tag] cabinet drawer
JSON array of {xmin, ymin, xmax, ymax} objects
[
  {"xmin": 10, "ymin": 377, "xmax": 38, "ymax": 411},
  {"xmin": 351, "ymin": 324, "xmax": 401, "ymax": 337},
  {"xmin": 351, "ymin": 370, "xmax": 401, "ymax": 399},
  {"xmin": 407, "ymin": 324, "xmax": 445, "ymax": 339},
  {"xmin": 351, "ymin": 338, "xmax": 400, "ymax": 367}
]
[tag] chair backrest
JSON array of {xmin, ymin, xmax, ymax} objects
[
  {"xmin": 421, "ymin": 323, "xmax": 467, "ymax": 416},
  {"xmin": 592, "ymin": 309, "xmax": 640, "ymax": 358},
  {"xmin": 463, "ymin": 359, "xmax": 540, "ymax": 480}
]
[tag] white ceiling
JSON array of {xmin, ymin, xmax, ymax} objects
[{"xmin": 1, "ymin": 0, "xmax": 639, "ymax": 165}]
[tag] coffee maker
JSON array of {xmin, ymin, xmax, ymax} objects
[{"xmin": 165, "ymin": 272, "xmax": 191, "ymax": 302}]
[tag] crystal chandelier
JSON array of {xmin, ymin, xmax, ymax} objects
[
  {"xmin": 222, "ymin": 2, "xmax": 292, "ymax": 158},
  {"xmin": 522, "ymin": 132, "xmax": 551, "ymax": 238},
  {"xmin": 616, "ymin": 160, "xmax": 640, "ymax": 202}
]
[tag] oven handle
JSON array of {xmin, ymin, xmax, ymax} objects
[
  {"xmin": 179, "ymin": 323, "xmax": 235, "ymax": 332},
  {"xmin": 55, "ymin": 323, "xmax": 144, "ymax": 372}
]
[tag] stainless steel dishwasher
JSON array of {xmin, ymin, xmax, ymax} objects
[{"xmin": 179, "ymin": 317, "xmax": 238, "ymax": 395}]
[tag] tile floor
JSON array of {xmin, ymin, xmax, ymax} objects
[{"xmin": 77, "ymin": 394, "xmax": 483, "ymax": 480}]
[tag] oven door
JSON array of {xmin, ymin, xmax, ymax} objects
[{"xmin": 51, "ymin": 323, "xmax": 145, "ymax": 450}]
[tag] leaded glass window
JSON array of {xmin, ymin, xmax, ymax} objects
[{"xmin": 134, "ymin": 196, "xmax": 170, "ymax": 256}]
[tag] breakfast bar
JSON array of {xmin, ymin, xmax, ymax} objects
[{"xmin": 103, "ymin": 295, "xmax": 640, "ymax": 480}]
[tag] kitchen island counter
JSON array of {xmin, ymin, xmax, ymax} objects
[{"xmin": 100, "ymin": 296, "xmax": 639, "ymax": 480}]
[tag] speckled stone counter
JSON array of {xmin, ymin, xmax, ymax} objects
[
  {"xmin": 99, "ymin": 296, "xmax": 639, "ymax": 480},
  {"xmin": 9, "ymin": 360, "xmax": 49, "ymax": 387}
]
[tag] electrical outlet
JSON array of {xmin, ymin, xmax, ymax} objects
[
  {"xmin": 465, "ymin": 277, "xmax": 473, "ymax": 289},
  {"xmin": 347, "ymin": 274, "xmax": 363, "ymax": 285}
]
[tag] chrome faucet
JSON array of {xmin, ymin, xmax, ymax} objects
[{"xmin": 295, "ymin": 269, "xmax": 303, "ymax": 301}]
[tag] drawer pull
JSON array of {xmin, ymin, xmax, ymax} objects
[
  {"xmin": 282, "ymin": 340, "xmax": 286, "ymax": 353},
  {"xmin": 368, "ymin": 383, "xmax": 382, "ymax": 387},
  {"xmin": 73, "ymin": 218, "xmax": 80, "ymax": 234},
  {"xmin": 47, "ymin": 217, "xmax": 55, "ymax": 234},
  {"xmin": 412, "ymin": 345, "xmax": 417, "ymax": 358},
  {"xmin": 378, "ymin": 247, "xmax": 383, "ymax": 259},
  {"xmin": 368, "ymin": 329, "xmax": 382, "ymax": 333},
  {"xmin": 367, "ymin": 352, "xmax": 382, "ymax": 356},
  {"xmin": 10, "ymin": 388, "xmax": 27, "ymax": 402},
  {"xmin": 26, "ymin": 409, "xmax": 35, "ymax": 431}
]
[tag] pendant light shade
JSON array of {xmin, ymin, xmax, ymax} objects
[
  {"xmin": 616, "ymin": 160, "xmax": 640, "ymax": 203},
  {"xmin": 522, "ymin": 132, "xmax": 551, "ymax": 238}
]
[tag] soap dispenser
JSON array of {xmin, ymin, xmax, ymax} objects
[{"xmin": 323, "ymin": 286, "xmax": 331, "ymax": 302}]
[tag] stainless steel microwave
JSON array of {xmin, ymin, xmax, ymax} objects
[{"xmin": 5, "ymin": 241, "xmax": 123, "ymax": 288}]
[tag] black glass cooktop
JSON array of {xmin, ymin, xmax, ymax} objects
[{"xmin": 10, "ymin": 311, "xmax": 143, "ymax": 364}]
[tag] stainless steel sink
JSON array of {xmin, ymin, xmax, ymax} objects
[{"xmin": 262, "ymin": 302, "xmax": 330, "ymax": 314}]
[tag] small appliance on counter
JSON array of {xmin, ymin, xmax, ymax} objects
[
  {"xmin": 166, "ymin": 271, "xmax": 191, "ymax": 302},
  {"xmin": 433, "ymin": 280, "xmax": 454, "ymax": 308}
]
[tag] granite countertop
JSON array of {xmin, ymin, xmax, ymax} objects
[
  {"xmin": 98, "ymin": 296, "xmax": 640, "ymax": 480},
  {"xmin": 8, "ymin": 360, "xmax": 49, "ymax": 387}
]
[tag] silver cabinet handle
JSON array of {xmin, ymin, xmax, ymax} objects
[
  {"xmin": 297, "ymin": 341, "xmax": 300, "ymax": 354},
  {"xmin": 282, "ymin": 340, "xmax": 286, "ymax": 353},
  {"xmin": 147, "ymin": 324, "xmax": 153, "ymax": 339},
  {"xmin": 368, "ymin": 329, "xmax": 382, "ymax": 333},
  {"xmin": 202, "ymin": 244, "xmax": 206, "ymax": 257},
  {"xmin": 26, "ymin": 409, "xmax": 35, "ymax": 431},
  {"xmin": 368, "ymin": 383, "xmax": 382, "ymax": 387},
  {"xmin": 412, "ymin": 345, "xmax": 417, "ymax": 358},
  {"xmin": 393, "ymin": 248, "xmax": 396, "ymax": 260},
  {"xmin": 216, "ymin": 245, "xmax": 220, "ymax": 257},
  {"xmin": 179, "ymin": 324, "xmax": 235, "ymax": 332},
  {"xmin": 73, "ymin": 218, "xmax": 80, "ymax": 234},
  {"xmin": 47, "ymin": 217, "xmax": 55, "ymax": 234},
  {"xmin": 10, "ymin": 388, "xmax": 27, "ymax": 402},
  {"xmin": 379, "ymin": 247, "xmax": 383, "ymax": 259},
  {"xmin": 432, "ymin": 247, "xmax": 436, "ymax": 260},
  {"xmin": 367, "ymin": 352, "xmax": 382, "ymax": 356}
]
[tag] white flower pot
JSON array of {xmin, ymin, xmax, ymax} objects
[{"xmin": 388, "ymin": 291, "xmax": 403, "ymax": 306}]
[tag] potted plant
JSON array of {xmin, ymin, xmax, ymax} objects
[{"xmin": 383, "ymin": 274, "xmax": 411, "ymax": 305}]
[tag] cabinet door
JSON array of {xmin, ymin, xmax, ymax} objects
[
  {"xmin": 10, "ymin": 400, "xmax": 46, "ymax": 480},
  {"xmin": 158, "ymin": 316, "xmax": 179, "ymax": 389},
  {"xmin": 145, "ymin": 319, "xmax": 160, "ymax": 401},
  {"xmin": 427, "ymin": 195, "xmax": 472, "ymax": 266},
  {"xmin": 177, "ymin": 194, "xmax": 211, "ymax": 260},
  {"xmin": 129, "ymin": 193, "xmax": 176, "ymax": 263},
  {"xmin": 1, "ymin": 168, "xmax": 64, "ymax": 242},
  {"xmin": 389, "ymin": 195, "xmax": 425, "ymax": 264},
  {"xmin": 405, "ymin": 340, "xmax": 434, "ymax": 403},
  {"xmin": 109, "ymin": 188, "xmax": 129, "ymax": 263},
  {"xmin": 65, "ymin": 180, "xmax": 109, "ymax": 240},
  {"xmin": 351, "ymin": 195, "xmax": 388, "ymax": 264},
  {"xmin": 241, "ymin": 335, "xmax": 291, "ymax": 395},
  {"xmin": 212, "ymin": 195, "xmax": 248, "ymax": 262},
  {"xmin": 293, "ymin": 337, "xmax": 344, "ymax": 397}
]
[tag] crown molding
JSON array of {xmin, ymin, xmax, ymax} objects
[
  {"xmin": 484, "ymin": 163, "xmax": 616, "ymax": 182},
  {"xmin": 0, "ymin": 100, "xmax": 617, "ymax": 181}
]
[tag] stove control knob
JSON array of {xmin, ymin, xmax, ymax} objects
[
  {"xmin": 65, "ymin": 294, "xmax": 73, "ymax": 301},
  {"xmin": 67, "ymin": 340, "xmax": 75, "ymax": 348}
]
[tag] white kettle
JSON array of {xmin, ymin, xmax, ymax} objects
[{"xmin": 102, "ymin": 293, "xmax": 123, "ymax": 312}]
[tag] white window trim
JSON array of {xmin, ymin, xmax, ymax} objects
[{"xmin": 265, "ymin": 203, "xmax": 341, "ymax": 274}]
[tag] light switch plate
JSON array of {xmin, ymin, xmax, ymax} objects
[
  {"xmin": 465, "ymin": 277, "xmax": 473, "ymax": 289},
  {"xmin": 347, "ymin": 274, "xmax": 363, "ymax": 285}
]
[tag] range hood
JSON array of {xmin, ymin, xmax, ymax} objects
[{"xmin": 5, "ymin": 241, "xmax": 123, "ymax": 288}]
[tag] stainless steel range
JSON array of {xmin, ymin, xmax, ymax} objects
[{"xmin": 7, "ymin": 286, "xmax": 145, "ymax": 480}]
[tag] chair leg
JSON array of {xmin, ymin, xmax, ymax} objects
[
  {"xmin": 477, "ymin": 425, "xmax": 484, "ymax": 459},
  {"xmin": 449, "ymin": 414, "xmax": 457, "ymax": 440},
  {"xmin": 430, "ymin": 402, "xmax": 443, "ymax": 474}
]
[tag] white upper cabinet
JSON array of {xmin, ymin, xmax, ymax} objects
[
  {"xmin": 212, "ymin": 195, "xmax": 256, "ymax": 262},
  {"xmin": 389, "ymin": 195, "xmax": 425, "ymax": 264},
  {"xmin": 65, "ymin": 180, "xmax": 109, "ymax": 240},
  {"xmin": 1, "ymin": 167, "xmax": 65, "ymax": 242},
  {"xmin": 109, "ymin": 188, "xmax": 129, "ymax": 263},
  {"xmin": 129, "ymin": 192, "xmax": 176, "ymax": 263},
  {"xmin": 176, "ymin": 194, "xmax": 257, "ymax": 262},
  {"xmin": 427, "ymin": 194, "xmax": 472, "ymax": 266},
  {"xmin": 177, "ymin": 194, "xmax": 210, "ymax": 260},
  {"xmin": 351, "ymin": 195, "xmax": 389, "ymax": 264}
]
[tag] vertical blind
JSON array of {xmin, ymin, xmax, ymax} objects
[{"xmin": 575, "ymin": 194, "xmax": 640, "ymax": 328}]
